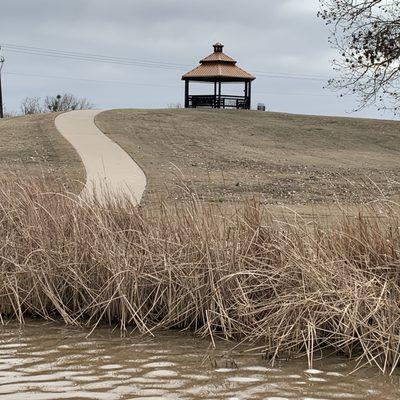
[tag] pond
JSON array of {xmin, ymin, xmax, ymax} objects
[{"xmin": 1, "ymin": 321, "xmax": 400, "ymax": 399}]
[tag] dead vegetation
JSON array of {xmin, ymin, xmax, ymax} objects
[
  {"xmin": 0, "ymin": 113, "xmax": 84, "ymax": 192},
  {"xmin": 1, "ymin": 179, "xmax": 400, "ymax": 373},
  {"xmin": 95, "ymin": 109, "xmax": 400, "ymax": 208}
]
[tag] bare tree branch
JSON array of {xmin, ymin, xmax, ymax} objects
[
  {"xmin": 20, "ymin": 97, "xmax": 42, "ymax": 115},
  {"xmin": 20, "ymin": 93, "xmax": 94, "ymax": 115},
  {"xmin": 319, "ymin": 0, "xmax": 400, "ymax": 113}
]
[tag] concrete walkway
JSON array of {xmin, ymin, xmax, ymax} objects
[{"xmin": 55, "ymin": 110, "xmax": 146, "ymax": 205}]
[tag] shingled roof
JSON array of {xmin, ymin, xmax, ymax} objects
[{"xmin": 182, "ymin": 43, "xmax": 256, "ymax": 82}]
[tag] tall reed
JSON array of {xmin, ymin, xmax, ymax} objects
[{"xmin": 1, "ymin": 179, "xmax": 400, "ymax": 373}]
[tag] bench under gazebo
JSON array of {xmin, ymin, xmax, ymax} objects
[{"xmin": 182, "ymin": 43, "xmax": 256, "ymax": 110}]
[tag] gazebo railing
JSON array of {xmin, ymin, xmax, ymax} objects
[{"xmin": 189, "ymin": 95, "xmax": 249, "ymax": 109}]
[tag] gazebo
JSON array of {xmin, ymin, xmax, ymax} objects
[{"xmin": 182, "ymin": 43, "xmax": 256, "ymax": 110}]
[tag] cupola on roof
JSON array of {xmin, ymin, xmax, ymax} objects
[{"xmin": 182, "ymin": 43, "xmax": 256, "ymax": 82}]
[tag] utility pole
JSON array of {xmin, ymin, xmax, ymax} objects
[{"xmin": 0, "ymin": 53, "xmax": 4, "ymax": 119}]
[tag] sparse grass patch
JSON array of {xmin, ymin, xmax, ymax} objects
[
  {"xmin": 95, "ymin": 109, "xmax": 400, "ymax": 209},
  {"xmin": 0, "ymin": 113, "xmax": 85, "ymax": 192}
]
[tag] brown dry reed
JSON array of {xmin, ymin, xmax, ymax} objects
[{"xmin": 1, "ymin": 179, "xmax": 400, "ymax": 373}]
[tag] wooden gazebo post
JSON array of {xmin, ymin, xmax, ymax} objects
[
  {"xmin": 182, "ymin": 43, "xmax": 256, "ymax": 110},
  {"xmin": 184, "ymin": 80, "xmax": 190, "ymax": 108}
]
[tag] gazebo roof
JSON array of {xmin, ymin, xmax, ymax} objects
[
  {"xmin": 182, "ymin": 43, "xmax": 256, "ymax": 82},
  {"xmin": 201, "ymin": 52, "xmax": 236, "ymax": 63}
]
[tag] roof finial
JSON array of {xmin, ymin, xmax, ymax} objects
[{"xmin": 213, "ymin": 42, "xmax": 224, "ymax": 53}]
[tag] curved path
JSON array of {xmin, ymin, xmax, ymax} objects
[{"xmin": 55, "ymin": 110, "xmax": 146, "ymax": 205}]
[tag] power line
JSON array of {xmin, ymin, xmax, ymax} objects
[
  {"xmin": 255, "ymin": 72, "xmax": 327, "ymax": 82},
  {"xmin": 4, "ymin": 49, "xmax": 184, "ymax": 71},
  {"xmin": 4, "ymin": 70, "xmax": 335, "ymax": 97},
  {"xmin": 252, "ymin": 69, "xmax": 329, "ymax": 80},
  {"xmin": 258, "ymin": 73, "xmax": 326, "ymax": 82},
  {"xmin": 257, "ymin": 90, "xmax": 334, "ymax": 97},
  {"xmin": 1, "ymin": 43, "xmax": 330, "ymax": 82},
  {"xmin": 2, "ymin": 43, "xmax": 189, "ymax": 71},
  {"xmin": 2, "ymin": 43, "xmax": 190, "ymax": 67}
]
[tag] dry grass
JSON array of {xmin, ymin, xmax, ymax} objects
[
  {"xmin": 1, "ymin": 179, "xmax": 400, "ymax": 373},
  {"xmin": 0, "ymin": 113, "xmax": 85, "ymax": 192},
  {"xmin": 2, "ymin": 110, "xmax": 400, "ymax": 216},
  {"xmin": 95, "ymin": 109, "xmax": 400, "ymax": 210}
]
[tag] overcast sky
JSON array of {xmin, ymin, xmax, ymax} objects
[{"xmin": 0, "ymin": 0, "xmax": 394, "ymax": 119}]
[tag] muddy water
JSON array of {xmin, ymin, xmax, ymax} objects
[{"xmin": 1, "ymin": 322, "xmax": 400, "ymax": 400}]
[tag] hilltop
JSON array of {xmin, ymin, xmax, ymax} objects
[
  {"xmin": 1, "ymin": 109, "xmax": 400, "ymax": 213},
  {"xmin": 95, "ymin": 109, "xmax": 400, "ymax": 209},
  {"xmin": 0, "ymin": 113, "xmax": 84, "ymax": 190}
]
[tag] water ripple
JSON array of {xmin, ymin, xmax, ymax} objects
[{"xmin": 0, "ymin": 321, "xmax": 399, "ymax": 399}]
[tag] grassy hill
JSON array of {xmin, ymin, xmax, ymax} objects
[
  {"xmin": 95, "ymin": 109, "xmax": 400, "ymax": 209},
  {"xmin": 1, "ymin": 109, "xmax": 400, "ymax": 213},
  {"xmin": 0, "ymin": 113, "xmax": 84, "ymax": 190}
]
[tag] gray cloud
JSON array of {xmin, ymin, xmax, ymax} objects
[{"xmin": 0, "ymin": 0, "xmax": 392, "ymax": 118}]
